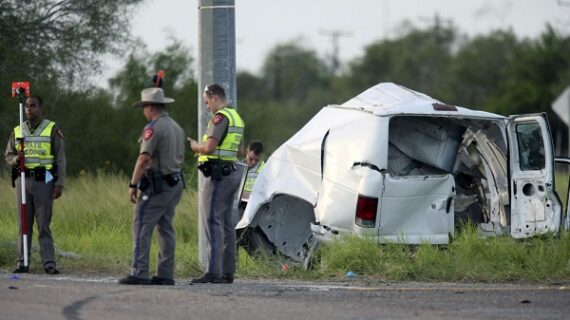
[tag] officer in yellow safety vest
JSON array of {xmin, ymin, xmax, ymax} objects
[
  {"xmin": 240, "ymin": 140, "xmax": 265, "ymax": 204},
  {"xmin": 188, "ymin": 83, "xmax": 245, "ymax": 284},
  {"xmin": 4, "ymin": 95, "xmax": 66, "ymax": 275}
]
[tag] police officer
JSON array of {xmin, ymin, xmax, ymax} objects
[
  {"xmin": 240, "ymin": 140, "xmax": 265, "ymax": 205},
  {"xmin": 4, "ymin": 95, "xmax": 66, "ymax": 274},
  {"xmin": 118, "ymin": 87, "xmax": 185, "ymax": 285},
  {"xmin": 188, "ymin": 83, "xmax": 244, "ymax": 284}
]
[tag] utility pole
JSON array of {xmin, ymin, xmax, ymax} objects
[
  {"xmin": 419, "ymin": 12, "xmax": 453, "ymax": 44},
  {"xmin": 320, "ymin": 29, "xmax": 351, "ymax": 74},
  {"xmin": 382, "ymin": 0, "xmax": 390, "ymax": 40},
  {"xmin": 197, "ymin": 0, "xmax": 236, "ymax": 269}
]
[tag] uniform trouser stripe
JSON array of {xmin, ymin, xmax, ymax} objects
[
  {"xmin": 208, "ymin": 180, "xmax": 220, "ymax": 274},
  {"xmin": 131, "ymin": 184, "xmax": 182, "ymax": 279},
  {"xmin": 133, "ymin": 195, "xmax": 151, "ymax": 271}
]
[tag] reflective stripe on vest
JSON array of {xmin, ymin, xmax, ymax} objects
[
  {"xmin": 199, "ymin": 108, "xmax": 244, "ymax": 162},
  {"xmin": 14, "ymin": 119, "xmax": 55, "ymax": 169},
  {"xmin": 243, "ymin": 160, "xmax": 265, "ymax": 193}
]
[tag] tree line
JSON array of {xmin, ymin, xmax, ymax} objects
[{"xmin": 1, "ymin": 1, "xmax": 569, "ymax": 179}]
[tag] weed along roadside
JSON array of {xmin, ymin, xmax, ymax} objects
[{"xmin": 0, "ymin": 174, "xmax": 569, "ymax": 283}]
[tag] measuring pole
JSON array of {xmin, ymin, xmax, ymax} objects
[
  {"xmin": 197, "ymin": 0, "xmax": 237, "ymax": 268},
  {"xmin": 12, "ymin": 82, "xmax": 31, "ymax": 267}
]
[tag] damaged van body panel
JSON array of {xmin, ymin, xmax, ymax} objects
[
  {"xmin": 507, "ymin": 115, "xmax": 561, "ymax": 238},
  {"xmin": 237, "ymin": 83, "xmax": 568, "ymax": 265}
]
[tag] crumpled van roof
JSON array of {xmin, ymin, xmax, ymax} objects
[{"xmin": 336, "ymin": 82, "xmax": 506, "ymax": 120}]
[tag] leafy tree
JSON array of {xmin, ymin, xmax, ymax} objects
[
  {"xmin": 237, "ymin": 42, "xmax": 336, "ymax": 153},
  {"xmin": 107, "ymin": 41, "xmax": 199, "ymax": 173},
  {"xmin": 0, "ymin": 0, "xmax": 144, "ymax": 176},
  {"xmin": 347, "ymin": 22, "xmax": 456, "ymax": 98},
  {"xmin": 260, "ymin": 42, "xmax": 331, "ymax": 102},
  {"xmin": 446, "ymin": 30, "xmax": 524, "ymax": 108},
  {"xmin": 490, "ymin": 26, "xmax": 570, "ymax": 116},
  {"xmin": 0, "ymin": 0, "xmax": 144, "ymax": 81}
]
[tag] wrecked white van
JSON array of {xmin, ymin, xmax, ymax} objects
[{"xmin": 236, "ymin": 83, "xmax": 570, "ymax": 267}]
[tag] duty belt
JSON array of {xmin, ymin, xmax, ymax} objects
[{"xmin": 197, "ymin": 160, "xmax": 236, "ymax": 180}]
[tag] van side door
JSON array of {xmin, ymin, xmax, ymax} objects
[{"xmin": 507, "ymin": 114, "xmax": 562, "ymax": 238}]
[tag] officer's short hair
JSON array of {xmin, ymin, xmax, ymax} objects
[
  {"xmin": 248, "ymin": 140, "xmax": 264, "ymax": 155},
  {"xmin": 204, "ymin": 83, "xmax": 226, "ymax": 100},
  {"xmin": 28, "ymin": 95, "xmax": 44, "ymax": 107}
]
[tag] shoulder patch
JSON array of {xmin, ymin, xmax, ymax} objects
[
  {"xmin": 143, "ymin": 128, "xmax": 155, "ymax": 140},
  {"xmin": 212, "ymin": 114, "xmax": 224, "ymax": 125},
  {"xmin": 56, "ymin": 128, "xmax": 64, "ymax": 139}
]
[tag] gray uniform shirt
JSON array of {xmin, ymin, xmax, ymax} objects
[
  {"xmin": 4, "ymin": 119, "xmax": 66, "ymax": 187},
  {"xmin": 205, "ymin": 112, "xmax": 229, "ymax": 142},
  {"xmin": 139, "ymin": 112, "xmax": 185, "ymax": 174}
]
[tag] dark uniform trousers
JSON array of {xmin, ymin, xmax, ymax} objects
[
  {"xmin": 200, "ymin": 168, "xmax": 242, "ymax": 277},
  {"xmin": 15, "ymin": 177, "xmax": 56, "ymax": 268},
  {"xmin": 131, "ymin": 181, "xmax": 183, "ymax": 279}
]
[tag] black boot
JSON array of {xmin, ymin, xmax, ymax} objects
[
  {"xmin": 151, "ymin": 276, "xmax": 175, "ymax": 285},
  {"xmin": 222, "ymin": 273, "xmax": 234, "ymax": 284},
  {"xmin": 190, "ymin": 273, "xmax": 222, "ymax": 284},
  {"xmin": 44, "ymin": 266, "xmax": 60, "ymax": 275},
  {"xmin": 118, "ymin": 275, "xmax": 151, "ymax": 285},
  {"xmin": 13, "ymin": 266, "xmax": 29, "ymax": 273}
]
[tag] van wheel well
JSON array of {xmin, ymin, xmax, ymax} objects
[{"xmin": 240, "ymin": 195, "xmax": 316, "ymax": 265}]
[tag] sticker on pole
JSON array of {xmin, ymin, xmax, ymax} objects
[{"xmin": 11, "ymin": 82, "xmax": 31, "ymax": 98}]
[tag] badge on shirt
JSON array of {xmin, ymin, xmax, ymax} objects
[
  {"xmin": 143, "ymin": 128, "xmax": 155, "ymax": 140},
  {"xmin": 212, "ymin": 114, "xmax": 224, "ymax": 125},
  {"xmin": 56, "ymin": 128, "xmax": 64, "ymax": 139}
]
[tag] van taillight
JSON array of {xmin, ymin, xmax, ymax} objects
[{"xmin": 355, "ymin": 195, "xmax": 378, "ymax": 228}]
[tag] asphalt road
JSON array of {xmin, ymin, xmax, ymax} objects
[{"xmin": 0, "ymin": 273, "xmax": 569, "ymax": 320}]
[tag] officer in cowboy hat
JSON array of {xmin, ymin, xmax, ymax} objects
[{"xmin": 119, "ymin": 87, "xmax": 185, "ymax": 285}]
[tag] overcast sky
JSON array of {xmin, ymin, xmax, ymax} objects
[{"xmin": 100, "ymin": 0, "xmax": 570, "ymax": 85}]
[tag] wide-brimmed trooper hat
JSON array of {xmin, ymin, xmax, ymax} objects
[{"xmin": 132, "ymin": 87, "xmax": 175, "ymax": 108}]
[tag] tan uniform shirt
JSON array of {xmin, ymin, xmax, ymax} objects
[
  {"xmin": 205, "ymin": 113, "xmax": 229, "ymax": 142},
  {"xmin": 139, "ymin": 112, "xmax": 185, "ymax": 174}
]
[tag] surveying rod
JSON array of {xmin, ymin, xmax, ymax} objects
[{"xmin": 11, "ymin": 82, "xmax": 30, "ymax": 267}]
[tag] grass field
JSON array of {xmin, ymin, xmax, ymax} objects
[{"xmin": 0, "ymin": 173, "xmax": 569, "ymax": 283}]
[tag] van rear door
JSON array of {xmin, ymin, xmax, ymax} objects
[{"xmin": 507, "ymin": 114, "xmax": 561, "ymax": 237}]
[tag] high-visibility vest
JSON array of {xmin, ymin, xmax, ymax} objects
[
  {"xmin": 243, "ymin": 160, "xmax": 265, "ymax": 193},
  {"xmin": 14, "ymin": 119, "xmax": 55, "ymax": 169},
  {"xmin": 199, "ymin": 108, "xmax": 244, "ymax": 162}
]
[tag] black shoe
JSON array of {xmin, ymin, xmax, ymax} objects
[
  {"xmin": 118, "ymin": 275, "xmax": 151, "ymax": 285},
  {"xmin": 222, "ymin": 273, "xmax": 234, "ymax": 284},
  {"xmin": 190, "ymin": 273, "xmax": 222, "ymax": 284},
  {"xmin": 151, "ymin": 276, "xmax": 175, "ymax": 286},
  {"xmin": 13, "ymin": 266, "xmax": 29, "ymax": 274},
  {"xmin": 44, "ymin": 266, "xmax": 60, "ymax": 275}
]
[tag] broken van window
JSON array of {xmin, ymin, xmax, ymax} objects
[{"xmin": 515, "ymin": 122, "xmax": 545, "ymax": 171}]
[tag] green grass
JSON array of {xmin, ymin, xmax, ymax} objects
[
  {"xmin": 0, "ymin": 174, "xmax": 569, "ymax": 283},
  {"xmin": 315, "ymin": 226, "xmax": 570, "ymax": 283},
  {"xmin": 0, "ymin": 173, "xmax": 273, "ymax": 277}
]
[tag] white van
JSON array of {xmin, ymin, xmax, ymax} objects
[{"xmin": 236, "ymin": 83, "xmax": 570, "ymax": 267}]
